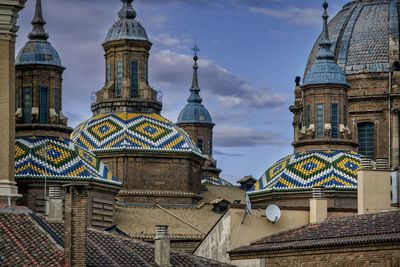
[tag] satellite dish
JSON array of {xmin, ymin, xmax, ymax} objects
[
  {"xmin": 246, "ymin": 194, "xmax": 252, "ymax": 216},
  {"xmin": 266, "ymin": 204, "xmax": 281, "ymax": 224}
]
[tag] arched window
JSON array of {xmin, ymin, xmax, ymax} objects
[{"xmin": 358, "ymin": 122, "xmax": 374, "ymax": 159}]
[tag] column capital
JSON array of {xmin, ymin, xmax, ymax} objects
[{"xmin": 0, "ymin": 1, "xmax": 26, "ymax": 41}]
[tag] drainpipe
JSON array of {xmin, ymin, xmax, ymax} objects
[{"xmin": 389, "ymin": 69, "xmax": 392, "ymax": 169}]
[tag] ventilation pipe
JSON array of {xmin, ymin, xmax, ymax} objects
[{"xmin": 154, "ymin": 225, "xmax": 170, "ymax": 267}]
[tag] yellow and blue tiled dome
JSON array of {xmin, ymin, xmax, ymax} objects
[
  {"xmin": 15, "ymin": 136, "xmax": 121, "ymax": 186},
  {"xmin": 248, "ymin": 150, "xmax": 369, "ymax": 195},
  {"xmin": 71, "ymin": 113, "xmax": 203, "ymax": 157},
  {"xmin": 202, "ymin": 176, "xmax": 233, "ymax": 186}
]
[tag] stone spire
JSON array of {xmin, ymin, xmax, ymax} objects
[
  {"xmin": 188, "ymin": 43, "xmax": 202, "ymax": 104},
  {"xmin": 316, "ymin": 0, "xmax": 334, "ymax": 61},
  {"xmin": 28, "ymin": 0, "xmax": 49, "ymax": 40},
  {"xmin": 118, "ymin": 0, "xmax": 136, "ymax": 20}
]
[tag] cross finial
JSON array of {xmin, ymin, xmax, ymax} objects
[{"xmin": 191, "ymin": 40, "xmax": 200, "ymax": 61}]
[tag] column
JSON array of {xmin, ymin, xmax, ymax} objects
[{"xmin": 0, "ymin": 0, "xmax": 26, "ymax": 205}]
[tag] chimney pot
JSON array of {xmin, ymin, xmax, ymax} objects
[
  {"xmin": 155, "ymin": 225, "xmax": 170, "ymax": 267},
  {"xmin": 360, "ymin": 156, "xmax": 373, "ymax": 170},
  {"xmin": 375, "ymin": 158, "xmax": 388, "ymax": 170},
  {"xmin": 312, "ymin": 186, "xmax": 325, "ymax": 199}
]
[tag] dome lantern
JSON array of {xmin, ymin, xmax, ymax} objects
[{"xmin": 302, "ymin": 1, "xmax": 349, "ymax": 87}]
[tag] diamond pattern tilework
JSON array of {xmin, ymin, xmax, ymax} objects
[
  {"xmin": 15, "ymin": 136, "xmax": 121, "ymax": 186},
  {"xmin": 249, "ymin": 150, "xmax": 373, "ymax": 194},
  {"xmin": 71, "ymin": 113, "xmax": 203, "ymax": 156},
  {"xmin": 202, "ymin": 176, "xmax": 233, "ymax": 186}
]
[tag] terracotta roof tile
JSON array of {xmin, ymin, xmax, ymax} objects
[
  {"xmin": 116, "ymin": 185, "xmax": 246, "ymax": 240},
  {"xmin": 44, "ymin": 221, "xmax": 233, "ymax": 266},
  {"xmin": 0, "ymin": 207, "xmax": 64, "ymax": 266},
  {"xmin": 230, "ymin": 210, "xmax": 400, "ymax": 254}
]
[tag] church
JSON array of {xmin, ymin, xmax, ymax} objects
[{"xmin": 1, "ymin": 0, "xmax": 400, "ymax": 266}]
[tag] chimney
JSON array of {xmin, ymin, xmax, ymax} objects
[
  {"xmin": 46, "ymin": 186, "xmax": 63, "ymax": 221},
  {"xmin": 64, "ymin": 184, "xmax": 88, "ymax": 267},
  {"xmin": 309, "ymin": 186, "xmax": 327, "ymax": 224},
  {"xmin": 0, "ymin": 0, "xmax": 25, "ymax": 206},
  {"xmin": 358, "ymin": 157, "xmax": 391, "ymax": 215},
  {"xmin": 155, "ymin": 225, "xmax": 170, "ymax": 267}
]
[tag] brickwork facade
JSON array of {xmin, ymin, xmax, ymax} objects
[
  {"xmin": 64, "ymin": 184, "xmax": 88, "ymax": 267},
  {"xmin": 99, "ymin": 152, "xmax": 204, "ymax": 204},
  {"xmin": 0, "ymin": 0, "xmax": 25, "ymax": 205},
  {"xmin": 259, "ymin": 244, "xmax": 400, "ymax": 267},
  {"xmin": 178, "ymin": 122, "xmax": 222, "ymax": 179},
  {"xmin": 17, "ymin": 181, "xmax": 119, "ymax": 228}
]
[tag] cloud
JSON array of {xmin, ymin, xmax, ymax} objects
[
  {"xmin": 213, "ymin": 149, "xmax": 244, "ymax": 157},
  {"xmin": 213, "ymin": 126, "xmax": 288, "ymax": 147},
  {"xmin": 150, "ymin": 49, "xmax": 290, "ymax": 110},
  {"xmin": 250, "ymin": 6, "xmax": 321, "ymax": 26},
  {"xmin": 150, "ymin": 34, "xmax": 180, "ymax": 46}
]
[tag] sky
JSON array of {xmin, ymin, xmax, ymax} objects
[{"xmin": 15, "ymin": 0, "xmax": 348, "ymax": 184}]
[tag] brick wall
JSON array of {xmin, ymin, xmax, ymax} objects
[
  {"xmin": 98, "ymin": 152, "xmax": 203, "ymax": 204},
  {"xmin": 64, "ymin": 184, "xmax": 88, "ymax": 267},
  {"xmin": 261, "ymin": 244, "xmax": 400, "ymax": 267}
]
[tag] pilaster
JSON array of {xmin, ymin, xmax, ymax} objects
[{"xmin": 0, "ymin": 0, "xmax": 26, "ymax": 205}]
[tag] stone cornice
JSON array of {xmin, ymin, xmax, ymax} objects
[{"xmin": 0, "ymin": 0, "xmax": 26, "ymax": 41}]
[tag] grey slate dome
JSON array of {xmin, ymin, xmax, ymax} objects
[
  {"xmin": 305, "ymin": 0, "xmax": 400, "ymax": 76},
  {"xmin": 104, "ymin": 0, "xmax": 150, "ymax": 44},
  {"xmin": 177, "ymin": 56, "xmax": 214, "ymax": 125},
  {"xmin": 16, "ymin": 41, "xmax": 63, "ymax": 68},
  {"xmin": 16, "ymin": 0, "xmax": 63, "ymax": 68}
]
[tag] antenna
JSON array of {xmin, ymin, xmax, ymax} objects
[
  {"xmin": 266, "ymin": 204, "xmax": 281, "ymax": 224},
  {"xmin": 246, "ymin": 194, "xmax": 252, "ymax": 216}
]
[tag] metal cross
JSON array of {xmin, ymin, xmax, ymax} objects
[{"xmin": 191, "ymin": 40, "xmax": 200, "ymax": 57}]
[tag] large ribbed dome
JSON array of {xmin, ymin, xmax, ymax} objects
[{"xmin": 305, "ymin": 0, "xmax": 399, "ymax": 76}]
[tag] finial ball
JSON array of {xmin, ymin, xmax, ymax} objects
[
  {"xmin": 193, "ymin": 55, "xmax": 198, "ymax": 62},
  {"xmin": 323, "ymin": 1, "xmax": 328, "ymax": 10}
]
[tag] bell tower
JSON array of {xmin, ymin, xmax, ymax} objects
[
  {"xmin": 291, "ymin": 1, "xmax": 357, "ymax": 153},
  {"xmin": 15, "ymin": 0, "xmax": 72, "ymax": 138},
  {"xmin": 91, "ymin": 0, "xmax": 161, "ymax": 116},
  {"xmin": 177, "ymin": 44, "xmax": 221, "ymax": 179}
]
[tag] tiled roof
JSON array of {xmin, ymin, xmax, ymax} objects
[
  {"xmin": 71, "ymin": 113, "xmax": 203, "ymax": 157},
  {"xmin": 249, "ymin": 150, "xmax": 372, "ymax": 194},
  {"xmin": 230, "ymin": 210, "xmax": 400, "ymax": 254},
  {"xmin": 116, "ymin": 185, "xmax": 246, "ymax": 240},
  {"xmin": 45, "ymin": 221, "xmax": 233, "ymax": 266},
  {"xmin": 202, "ymin": 176, "xmax": 233, "ymax": 186},
  {"xmin": 15, "ymin": 136, "xmax": 121, "ymax": 186},
  {"xmin": 0, "ymin": 207, "xmax": 64, "ymax": 266},
  {"xmin": 199, "ymin": 185, "xmax": 246, "ymax": 206}
]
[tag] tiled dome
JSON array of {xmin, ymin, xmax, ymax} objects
[
  {"xmin": 248, "ymin": 150, "xmax": 374, "ymax": 195},
  {"xmin": 71, "ymin": 113, "xmax": 204, "ymax": 157},
  {"xmin": 305, "ymin": 0, "xmax": 398, "ymax": 76},
  {"xmin": 15, "ymin": 136, "xmax": 121, "ymax": 186},
  {"xmin": 202, "ymin": 176, "xmax": 233, "ymax": 186}
]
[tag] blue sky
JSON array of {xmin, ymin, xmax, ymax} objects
[{"xmin": 15, "ymin": 0, "xmax": 347, "ymax": 184}]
